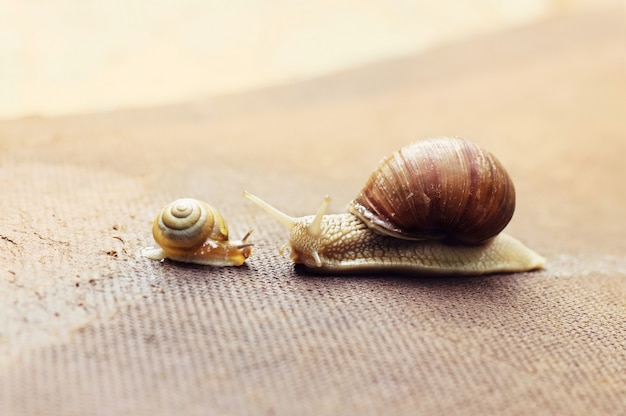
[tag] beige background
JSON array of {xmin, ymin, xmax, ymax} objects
[
  {"xmin": 0, "ymin": 0, "xmax": 616, "ymax": 119},
  {"xmin": 1, "ymin": 2, "xmax": 625, "ymax": 416}
]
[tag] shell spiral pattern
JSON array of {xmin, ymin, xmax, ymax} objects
[{"xmin": 153, "ymin": 198, "xmax": 229, "ymax": 251}]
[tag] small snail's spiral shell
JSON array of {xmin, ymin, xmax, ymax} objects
[
  {"xmin": 349, "ymin": 137, "xmax": 516, "ymax": 244},
  {"xmin": 153, "ymin": 198, "xmax": 229, "ymax": 251}
]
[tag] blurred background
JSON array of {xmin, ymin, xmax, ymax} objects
[{"xmin": 0, "ymin": 0, "xmax": 615, "ymax": 120}]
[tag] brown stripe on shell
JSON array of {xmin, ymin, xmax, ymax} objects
[{"xmin": 349, "ymin": 138, "xmax": 516, "ymax": 244}]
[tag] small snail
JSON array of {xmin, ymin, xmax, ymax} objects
[
  {"xmin": 244, "ymin": 137, "xmax": 545, "ymax": 275},
  {"xmin": 141, "ymin": 198, "xmax": 253, "ymax": 266}
]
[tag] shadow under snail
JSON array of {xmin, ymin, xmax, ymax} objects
[
  {"xmin": 141, "ymin": 198, "xmax": 253, "ymax": 266},
  {"xmin": 244, "ymin": 137, "xmax": 545, "ymax": 275}
]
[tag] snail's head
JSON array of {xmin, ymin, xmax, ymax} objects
[{"xmin": 243, "ymin": 191, "xmax": 330, "ymax": 267}]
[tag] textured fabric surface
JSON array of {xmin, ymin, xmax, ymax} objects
[{"xmin": 1, "ymin": 9, "xmax": 625, "ymax": 416}]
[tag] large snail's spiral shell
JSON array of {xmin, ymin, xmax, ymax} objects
[
  {"xmin": 349, "ymin": 137, "xmax": 516, "ymax": 244},
  {"xmin": 152, "ymin": 198, "xmax": 229, "ymax": 251}
]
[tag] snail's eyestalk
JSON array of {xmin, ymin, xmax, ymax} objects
[
  {"xmin": 243, "ymin": 191, "xmax": 297, "ymax": 231},
  {"xmin": 236, "ymin": 229, "xmax": 254, "ymax": 250},
  {"xmin": 305, "ymin": 196, "xmax": 332, "ymax": 267},
  {"xmin": 308, "ymin": 195, "xmax": 331, "ymax": 239}
]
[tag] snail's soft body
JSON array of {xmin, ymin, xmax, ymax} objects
[
  {"xmin": 244, "ymin": 137, "xmax": 545, "ymax": 275},
  {"xmin": 141, "ymin": 198, "xmax": 253, "ymax": 266},
  {"xmin": 244, "ymin": 194, "xmax": 544, "ymax": 275}
]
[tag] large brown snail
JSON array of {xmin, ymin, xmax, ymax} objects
[
  {"xmin": 141, "ymin": 198, "xmax": 253, "ymax": 266},
  {"xmin": 244, "ymin": 137, "xmax": 545, "ymax": 275}
]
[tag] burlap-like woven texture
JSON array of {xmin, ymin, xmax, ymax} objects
[{"xmin": 1, "ymin": 9, "xmax": 624, "ymax": 415}]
